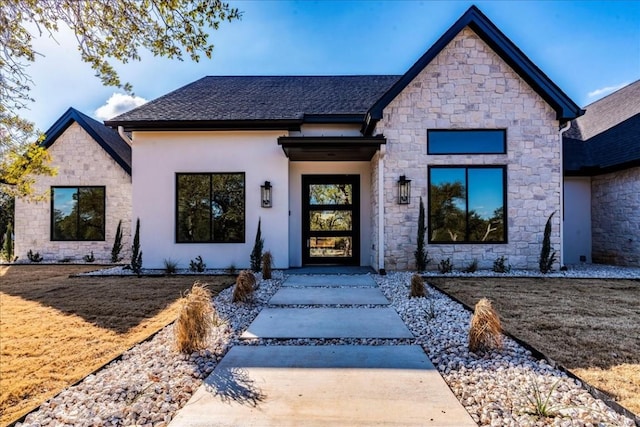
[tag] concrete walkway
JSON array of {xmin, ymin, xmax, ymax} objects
[{"xmin": 169, "ymin": 275, "xmax": 475, "ymax": 427}]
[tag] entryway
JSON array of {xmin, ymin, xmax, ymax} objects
[{"xmin": 301, "ymin": 175, "xmax": 360, "ymax": 266}]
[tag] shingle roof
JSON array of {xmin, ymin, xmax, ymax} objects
[
  {"xmin": 42, "ymin": 108, "xmax": 131, "ymax": 175},
  {"xmin": 106, "ymin": 75, "xmax": 401, "ymax": 130},
  {"xmin": 565, "ymin": 80, "xmax": 640, "ymax": 141}
]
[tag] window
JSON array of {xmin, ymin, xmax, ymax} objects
[
  {"xmin": 51, "ymin": 186, "xmax": 105, "ymax": 241},
  {"xmin": 176, "ymin": 173, "xmax": 245, "ymax": 243},
  {"xmin": 428, "ymin": 130, "xmax": 506, "ymax": 154},
  {"xmin": 429, "ymin": 166, "xmax": 506, "ymax": 243}
]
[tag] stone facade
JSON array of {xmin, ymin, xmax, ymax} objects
[
  {"xmin": 374, "ymin": 28, "xmax": 562, "ymax": 270},
  {"xmin": 591, "ymin": 167, "xmax": 640, "ymax": 266},
  {"xmin": 14, "ymin": 123, "xmax": 132, "ymax": 263}
]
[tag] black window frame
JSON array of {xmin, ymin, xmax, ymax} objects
[
  {"xmin": 50, "ymin": 185, "xmax": 106, "ymax": 241},
  {"xmin": 427, "ymin": 129, "xmax": 507, "ymax": 155},
  {"xmin": 175, "ymin": 172, "xmax": 246, "ymax": 244},
  {"xmin": 428, "ymin": 165, "xmax": 508, "ymax": 244}
]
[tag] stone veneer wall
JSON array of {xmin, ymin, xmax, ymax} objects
[
  {"xmin": 591, "ymin": 167, "xmax": 640, "ymax": 267},
  {"xmin": 374, "ymin": 27, "xmax": 562, "ymax": 271},
  {"xmin": 14, "ymin": 122, "xmax": 132, "ymax": 263}
]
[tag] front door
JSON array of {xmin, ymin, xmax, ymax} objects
[{"xmin": 302, "ymin": 175, "xmax": 360, "ymax": 265}]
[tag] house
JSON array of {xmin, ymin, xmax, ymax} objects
[
  {"xmin": 16, "ymin": 6, "xmax": 587, "ymax": 271},
  {"xmin": 563, "ymin": 80, "xmax": 640, "ymax": 267},
  {"xmin": 14, "ymin": 108, "xmax": 132, "ymax": 262}
]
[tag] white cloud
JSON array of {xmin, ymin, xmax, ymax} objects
[
  {"xmin": 95, "ymin": 93, "xmax": 148, "ymax": 120},
  {"xmin": 587, "ymin": 82, "xmax": 629, "ymax": 100}
]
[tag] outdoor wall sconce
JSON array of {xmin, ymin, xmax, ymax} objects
[
  {"xmin": 398, "ymin": 175, "xmax": 411, "ymax": 204},
  {"xmin": 261, "ymin": 181, "xmax": 272, "ymax": 208}
]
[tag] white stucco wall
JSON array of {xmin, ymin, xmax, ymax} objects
[
  {"xmin": 14, "ymin": 122, "xmax": 132, "ymax": 262},
  {"xmin": 563, "ymin": 177, "xmax": 592, "ymax": 264},
  {"xmin": 131, "ymin": 131, "xmax": 289, "ymax": 269},
  {"xmin": 288, "ymin": 162, "xmax": 372, "ymax": 267},
  {"xmin": 374, "ymin": 27, "xmax": 562, "ymax": 271}
]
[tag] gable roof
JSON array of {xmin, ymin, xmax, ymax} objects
[
  {"xmin": 363, "ymin": 5, "xmax": 584, "ymax": 134},
  {"xmin": 106, "ymin": 5, "xmax": 582, "ymax": 133},
  {"xmin": 42, "ymin": 107, "xmax": 131, "ymax": 175},
  {"xmin": 106, "ymin": 76, "xmax": 401, "ymax": 131},
  {"xmin": 564, "ymin": 80, "xmax": 640, "ymax": 141}
]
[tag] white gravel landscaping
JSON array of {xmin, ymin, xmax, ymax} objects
[{"xmin": 15, "ymin": 269, "xmax": 638, "ymax": 427}]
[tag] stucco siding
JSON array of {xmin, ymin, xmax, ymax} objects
[
  {"xmin": 14, "ymin": 122, "xmax": 132, "ymax": 262},
  {"xmin": 591, "ymin": 167, "xmax": 640, "ymax": 266},
  {"xmin": 131, "ymin": 131, "xmax": 289, "ymax": 269},
  {"xmin": 374, "ymin": 27, "xmax": 562, "ymax": 270},
  {"xmin": 563, "ymin": 177, "xmax": 592, "ymax": 264}
]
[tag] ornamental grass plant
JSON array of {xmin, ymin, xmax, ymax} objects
[
  {"xmin": 469, "ymin": 297, "xmax": 503, "ymax": 353},
  {"xmin": 175, "ymin": 282, "xmax": 216, "ymax": 354}
]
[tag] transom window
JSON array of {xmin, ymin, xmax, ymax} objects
[
  {"xmin": 427, "ymin": 129, "xmax": 506, "ymax": 154},
  {"xmin": 429, "ymin": 166, "xmax": 506, "ymax": 243},
  {"xmin": 176, "ymin": 173, "xmax": 245, "ymax": 243},
  {"xmin": 51, "ymin": 186, "xmax": 105, "ymax": 241}
]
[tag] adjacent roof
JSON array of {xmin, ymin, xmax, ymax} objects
[
  {"xmin": 106, "ymin": 5, "xmax": 582, "ymax": 133},
  {"xmin": 564, "ymin": 81, "xmax": 640, "ymax": 175},
  {"xmin": 42, "ymin": 107, "xmax": 131, "ymax": 175},
  {"xmin": 106, "ymin": 76, "xmax": 401, "ymax": 131}
]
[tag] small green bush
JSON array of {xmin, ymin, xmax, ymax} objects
[
  {"xmin": 27, "ymin": 250, "xmax": 43, "ymax": 263},
  {"xmin": 539, "ymin": 212, "xmax": 557, "ymax": 274},
  {"xmin": 131, "ymin": 218, "xmax": 143, "ymax": 276},
  {"xmin": 189, "ymin": 255, "xmax": 206, "ymax": 272},
  {"xmin": 414, "ymin": 197, "xmax": 431, "ymax": 271},
  {"xmin": 111, "ymin": 220, "xmax": 124, "ymax": 263},
  {"xmin": 438, "ymin": 258, "xmax": 453, "ymax": 274},
  {"xmin": 83, "ymin": 251, "xmax": 95, "ymax": 263},
  {"xmin": 164, "ymin": 258, "xmax": 178, "ymax": 274},
  {"xmin": 250, "ymin": 218, "xmax": 264, "ymax": 272},
  {"xmin": 493, "ymin": 256, "xmax": 511, "ymax": 273},
  {"xmin": 462, "ymin": 258, "xmax": 478, "ymax": 273}
]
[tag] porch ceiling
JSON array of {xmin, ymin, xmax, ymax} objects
[{"xmin": 278, "ymin": 135, "xmax": 386, "ymax": 161}]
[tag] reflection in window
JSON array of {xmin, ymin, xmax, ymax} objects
[
  {"xmin": 310, "ymin": 237, "xmax": 352, "ymax": 258},
  {"xmin": 309, "ymin": 184, "xmax": 352, "ymax": 205},
  {"xmin": 428, "ymin": 130, "xmax": 506, "ymax": 154},
  {"xmin": 429, "ymin": 167, "xmax": 505, "ymax": 243},
  {"xmin": 309, "ymin": 210, "xmax": 352, "ymax": 231},
  {"xmin": 51, "ymin": 187, "xmax": 105, "ymax": 241},
  {"xmin": 176, "ymin": 173, "xmax": 245, "ymax": 243}
]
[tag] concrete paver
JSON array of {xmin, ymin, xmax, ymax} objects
[
  {"xmin": 282, "ymin": 275, "xmax": 376, "ymax": 287},
  {"xmin": 240, "ymin": 307, "xmax": 414, "ymax": 339},
  {"xmin": 168, "ymin": 346, "xmax": 476, "ymax": 427},
  {"xmin": 269, "ymin": 286, "xmax": 389, "ymax": 305}
]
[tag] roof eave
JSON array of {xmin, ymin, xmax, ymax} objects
[{"xmin": 105, "ymin": 119, "xmax": 303, "ymax": 132}]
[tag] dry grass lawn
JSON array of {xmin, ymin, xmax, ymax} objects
[
  {"xmin": 429, "ymin": 277, "xmax": 640, "ymax": 416},
  {"xmin": 0, "ymin": 265, "xmax": 234, "ymax": 426}
]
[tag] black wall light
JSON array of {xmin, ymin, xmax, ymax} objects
[
  {"xmin": 398, "ymin": 175, "xmax": 411, "ymax": 204},
  {"xmin": 261, "ymin": 181, "xmax": 272, "ymax": 208}
]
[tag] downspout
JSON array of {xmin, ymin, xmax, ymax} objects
[
  {"xmin": 118, "ymin": 126, "xmax": 132, "ymax": 145},
  {"xmin": 558, "ymin": 120, "xmax": 571, "ymax": 268},
  {"xmin": 377, "ymin": 145, "xmax": 386, "ymax": 275}
]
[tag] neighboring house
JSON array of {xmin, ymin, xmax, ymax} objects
[
  {"xmin": 17, "ymin": 6, "xmax": 587, "ymax": 271},
  {"xmin": 102, "ymin": 6, "xmax": 582, "ymax": 271},
  {"xmin": 14, "ymin": 108, "xmax": 132, "ymax": 263},
  {"xmin": 563, "ymin": 81, "xmax": 640, "ymax": 267}
]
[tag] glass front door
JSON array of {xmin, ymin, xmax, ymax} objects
[{"xmin": 302, "ymin": 175, "xmax": 360, "ymax": 265}]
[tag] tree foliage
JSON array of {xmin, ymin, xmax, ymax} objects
[
  {"xmin": 250, "ymin": 218, "xmax": 263, "ymax": 273},
  {"xmin": 1, "ymin": 0, "xmax": 241, "ymax": 195},
  {"xmin": 539, "ymin": 211, "xmax": 557, "ymax": 274},
  {"xmin": 131, "ymin": 218, "xmax": 142, "ymax": 276},
  {"xmin": 414, "ymin": 196, "xmax": 430, "ymax": 271}
]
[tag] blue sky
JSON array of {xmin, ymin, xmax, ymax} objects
[{"xmin": 22, "ymin": 0, "xmax": 640, "ymax": 132}]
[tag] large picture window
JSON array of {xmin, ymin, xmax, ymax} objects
[
  {"xmin": 428, "ymin": 129, "xmax": 506, "ymax": 154},
  {"xmin": 429, "ymin": 166, "xmax": 506, "ymax": 243},
  {"xmin": 176, "ymin": 173, "xmax": 245, "ymax": 243},
  {"xmin": 51, "ymin": 186, "xmax": 105, "ymax": 241}
]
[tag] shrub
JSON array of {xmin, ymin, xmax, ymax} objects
[
  {"xmin": 261, "ymin": 251, "xmax": 273, "ymax": 280},
  {"xmin": 226, "ymin": 263, "xmax": 237, "ymax": 275},
  {"xmin": 539, "ymin": 212, "xmax": 557, "ymax": 274},
  {"xmin": 462, "ymin": 258, "xmax": 478, "ymax": 273},
  {"xmin": 250, "ymin": 218, "xmax": 264, "ymax": 272},
  {"xmin": 3, "ymin": 223, "xmax": 13, "ymax": 262},
  {"xmin": 414, "ymin": 197, "xmax": 431, "ymax": 271},
  {"xmin": 409, "ymin": 273, "xmax": 427, "ymax": 298},
  {"xmin": 233, "ymin": 270, "xmax": 256, "ymax": 302},
  {"xmin": 111, "ymin": 220, "xmax": 124, "ymax": 263},
  {"xmin": 83, "ymin": 251, "xmax": 95, "ymax": 263},
  {"xmin": 131, "ymin": 218, "xmax": 143, "ymax": 276},
  {"xmin": 164, "ymin": 258, "xmax": 178, "ymax": 275},
  {"xmin": 175, "ymin": 282, "xmax": 216, "ymax": 354},
  {"xmin": 27, "ymin": 249, "xmax": 43, "ymax": 263},
  {"xmin": 469, "ymin": 298, "xmax": 503, "ymax": 353},
  {"xmin": 189, "ymin": 255, "xmax": 206, "ymax": 272},
  {"xmin": 438, "ymin": 258, "xmax": 453, "ymax": 274},
  {"xmin": 493, "ymin": 256, "xmax": 511, "ymax": 273},
  {"xmin": 58, "ymin": 257, "xmax": 73, "ymax": 263}
]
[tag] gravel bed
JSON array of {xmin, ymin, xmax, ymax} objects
[{"xmin": 16, "ymin": 269, "xmax": 637, "ymax": 427}]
